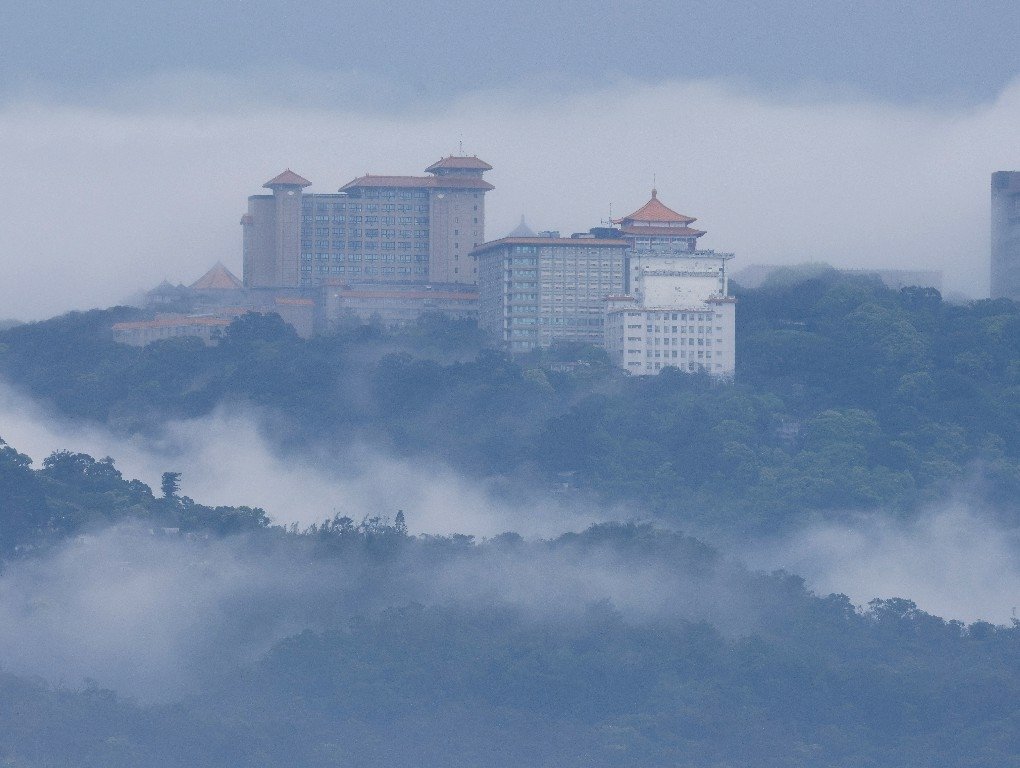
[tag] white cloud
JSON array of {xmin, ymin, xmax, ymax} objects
[
  {"xmin": 750, "ymin": 504, "xmax": 1020, "ymax": 624},
  {"xmin": 0, "ymin": 381, "xmax": 600, "ymax": 537},
  {"xmin": 1, "ymin": 74, "xmax": 1018, "ymax": 319}
]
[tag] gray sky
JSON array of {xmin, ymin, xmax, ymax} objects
[
  {"xmin": 0, "ymin": 1, "xmax": 1018, "ymax": 318},
  {"xmin": 3, "ymin": 0, "xmax": 1018, "ymax": 107}
]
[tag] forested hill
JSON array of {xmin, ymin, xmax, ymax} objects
[
  {"xmin": 2, "ymin": 268, "xmax": 1019, "ymax": 534},
  {"xmin": 0, "ymin": 437, "xmax": 268, "ymax": 553},
  {"xmin": 0, "ymin": 436, "xmax": 1018, "ymax": 767}
]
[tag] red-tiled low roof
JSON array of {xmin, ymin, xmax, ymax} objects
[
  {"xmin": 340, "ymin": 175, "xmax": 494, "ymax": 191},
  {"xmin": 113, "ymin": 316, "xmax": 233, "ymax": 331},
  {"xmin": 190, "ymin": 262, "xmax": 243, "ymax": 290},
  {"xmin": 425, "ymin": 155, "xmax": 493, "ymax": 172},
  {"xmin": 616, "ymin": 190, "xmax": 696, "ymax": 225},
  {"xmin": 264, "ymin": 169, "xmax": 312, "ymax": 188}
]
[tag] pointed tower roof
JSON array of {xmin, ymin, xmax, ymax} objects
[
  {"xmin": 616, "ymin": 189, "xmax": 697, "ymax": 225},
  {"xmin": 507, "ymin": 215, "xmax": 537, "ymax": 238},
  {"xmin": 263, "ymin": 169, "xmax": 312, "ymax": 188},
  {"xmin": 425, "ymin": 155, "xmax": 493, "ymax": 172},
  {"xmin": 190, "ymin": 262, "xmax": 243, "ymax": 290}
]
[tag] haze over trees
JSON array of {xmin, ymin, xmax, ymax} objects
[
  {"xmin": 2, "ymin": 270, "xmax": 1020, "ymax": 765},
  {"xmin": 0, "ymin": 433, "xmax": 1019, "ymax": 766},
  {"xmin": 3, "ymin": 270, "xmax": 1020, "ymax": 535}
]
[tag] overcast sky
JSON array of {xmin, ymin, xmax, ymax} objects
[{"xmin": 1, "ymin": 1, "xmax": 1018, "ymax": 318}]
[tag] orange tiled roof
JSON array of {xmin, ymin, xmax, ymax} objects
[
  {"xmin": 616, "ymin": 189, "xmax": 696, "ymax": 225},
  {"xmin": 340, "ymin": 175, "xmax": 494, "ymax": 191},
  {"xmin": 264, "ymin": 169, "xmax": 312, "ymax": 188},
  {"xmin": 425, "ymin": 155, "xmax": 493, "ymax": 172},
  {"xmin": 619, "ymin": 225, "xmax": 706, "ymax": 238},
  {"xmin": 190, "ymin": 262, "xmax": 243, "ymax": 290}
]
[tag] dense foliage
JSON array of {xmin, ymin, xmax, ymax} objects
[
  {"xmin": 0, "ymin": 447, "xmax": 1017, "ymax": 767},
  {"xmin": 0, "ymin": 436, "xmax": 267, "ymax": 553},
  {"xmin": 3, "ymin": 270, "xmax": 1019, "ymax": 534},
  {"xmin": 3, "ymin": 269, "xmax": 1020, "ymax": 766}
]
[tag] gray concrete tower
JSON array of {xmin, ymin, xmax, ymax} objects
[{"xmin": 991, "ymin": 171, "xmax": 1020, "ymax": 300}]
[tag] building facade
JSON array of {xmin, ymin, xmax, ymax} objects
[
  {"xmin": 603, "ymin": 191, "xmax": 736, "ymax": 377},
  {"xmin": 474, "ymin": 236, "xmax": 628, "ymax": 351},
  {"xmin": 242, "ymin": 157, "xmax": 492, "ymax": 291},
  {"xmin": 319, "ymin": 282, "xmax": 479, "ymax": 326},
  {"xmin": 604, "ymin": 292, "xmax": 736, "ymax": 377},
  {"xmin": 991, "ymin": 171, "xmax": 1020, "ymax": 300}
]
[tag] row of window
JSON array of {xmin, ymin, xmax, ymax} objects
[
  {"xmin": 306, "ymin": 216, "xmax": 430, "ymax": 226},
  {"xmin": 300, "ymin": 265, "xmax": 428, "ymax": 275},
  {"xmin": 626, "ymin": 312, "xmax": 719, "ymax": 320},
  {"xmin": 507, "ymin": 317, "xmax": 603, "ymax": 327},
  {"xmin": 339, "ymin": 189, "xmax": 429, "ymax": 200},
  {"xmin": 302, "ymin": 253, "xmax": 428, "ymax": 263},
  {"xmin": 311, "ymin": 228, "xmax": 429, "ymax": 237},
  {"xmin": 627, "ymin": 350, "xmax": 713, "ymax": 359},
  {"xmin": 307, "ymin": 202, "xmax": 426, "ymax": 213},
  {"xmin": 309, "ymin": 220, "xmax": 422, "ymax": 232}
]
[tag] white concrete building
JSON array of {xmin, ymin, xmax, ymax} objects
[{"xmin": 604, "ymin": 191, "xmax": 735, "ymax": 377}]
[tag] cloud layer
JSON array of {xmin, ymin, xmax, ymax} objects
[
  {"xmin": 1, "ymin": 75, "xmax": 1018, "ymax": 319},
  {"xmin": 0, "ymin": 381, "xmax": 602, "ymax": 537},
  {"xmin": 751, "ymin": 505, "xmax": 1020, "ymax": 624}
]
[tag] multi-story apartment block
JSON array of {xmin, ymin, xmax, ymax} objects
[
  {"xmin": 603, "ymin": 191, "xmax": 736, "ymax": 377},
  {"xmin": 991, "ymin": 171, "xmax": 1020, "ymax": 300},
  {"xmin": 604, "ymin": 291, "xmax": 735, "ymax": 377},
  {"xmin": 242, "ymin": 156, "xmax": 492, "ymax": 290},
  {"xmin": 474, "ymin": 233, "xmax": 629, "ymax": 351}
]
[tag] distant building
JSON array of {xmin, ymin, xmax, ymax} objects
[
  {"xmin": 603, "ymin": 191, "xmax": 735, "ymax": 377},
  {"xmin": 242, "ymin": 157, "xmax": 492, "ymax": 290},
  {"xmin": 319, "ymin": 282, "xmax": 479, "ymax": 327},
  {"xmin": 991, "ymin": 171, "xmax": 1020, "ymax": 300},
  {"xmin": 611, "ymin": 188, "xmax": 712, "ymax": 292},
  {"xmin": 130, "ymin": 263, "xmax": 313, "ymax": 344},
  {"xmin": 112, "ymin": 314, "xmax": 236, "ymax": 346},
  {"xmin": 190, "ymin": 261, "xmax": 244, "ymax": 292},
  {"xmin": 474, "ymin": 226, "xmax": 628, "ymax": 351}
]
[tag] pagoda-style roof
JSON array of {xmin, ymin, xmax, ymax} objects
[
  {"xmin": 507, "ymin": 215, "xmax": 537, "ymax": 238},
  {"xmin": 263, "ymin": 169, "xmax": 312, "ymax": 188},
  {"xmin": 616, "ymin": 189, "xmax": 696, "ymax": 225},
  {"xmin": 618, "ymin": 225, "xmax": 707, "ymax": 238},
  {"xmin": 190, "ymin": 262, "xmax": 243, "ymax": 291},
  {"xmin": 425, "ymin": 155, "xmax": 493, "ymax": 172}
]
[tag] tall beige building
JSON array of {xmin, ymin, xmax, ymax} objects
[{"xmin": 242, "ymin": 156, "xmax": 492, "ymax": 290}]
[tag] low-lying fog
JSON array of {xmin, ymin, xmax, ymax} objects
[
  {"xmin": 3, "ymin": 378, "xmax": 1019, "ymax": 646},
  {"xmin": 0, "ymin": 381, "xmax": 599, "ymax": 538}
]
